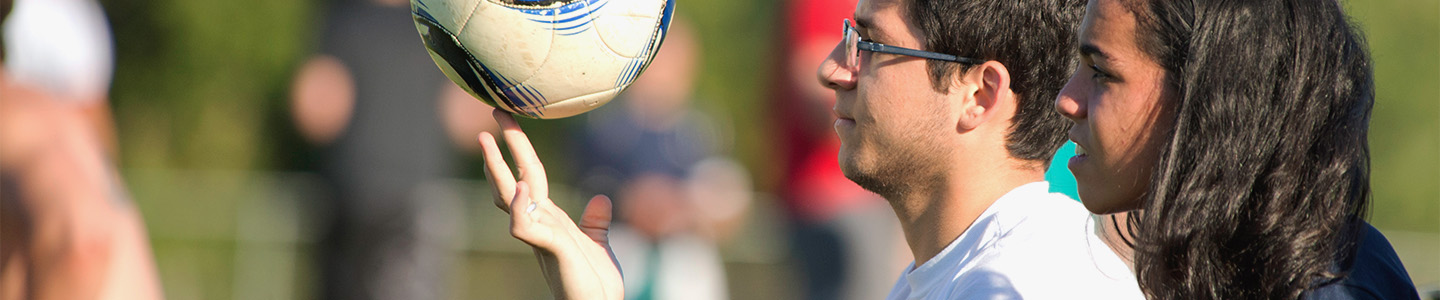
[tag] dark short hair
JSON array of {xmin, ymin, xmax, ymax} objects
[
  {"xmin": 905, "ymin": 0, "xmax": 1086, "ymax": 166},
  {"xmin": 1119, "ymin": 0, "xmax": 1375, "ymax": 298}
]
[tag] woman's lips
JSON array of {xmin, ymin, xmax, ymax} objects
[{"xmin": 1069, "ymin": 142, "xmax": 1089, "ymax": 168}]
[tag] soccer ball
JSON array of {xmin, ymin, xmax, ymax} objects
[{"xmin": 411, "ymin": 0, "xmax": 675, "ymax": 119}]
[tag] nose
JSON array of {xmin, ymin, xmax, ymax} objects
[
  {"xmin": 817, "ymin": 41, "xmax": 856, "ymax": 91},
  {"xmin": 1054, "ymin": 74, "xmax": 1087, "ymax": 121}
]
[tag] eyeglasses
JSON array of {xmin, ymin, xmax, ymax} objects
[{"xmin": 843, "ymin": 19, "xmax": 984, "ymax": 70}]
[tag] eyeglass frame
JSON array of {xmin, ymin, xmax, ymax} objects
[{"xmin": 843, "ymin": 19, "xmax": 985, "ymax": 70}]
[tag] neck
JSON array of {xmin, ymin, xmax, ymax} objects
[
  {"xmin": 1099, "ymin": 212, "xmax": 1137, "ymax": 271},
  {"xmin": 886, "ymin": 158, "xmax": 1044, "ymax": 267}
]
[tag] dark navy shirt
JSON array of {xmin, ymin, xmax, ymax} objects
[{"xmin": 1304, "ymin": 222, "xmax": 1420, "ymax": 300}]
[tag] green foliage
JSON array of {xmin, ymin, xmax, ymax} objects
[
  {"xmin": 1346, "ymin": 0, "xmax": 1440, "ymax": 232},
  {"xmin": 107, "ymin": 0, "xmax": 315, "ymax": 170},
  {"xmin": 674, "ymin": 1, "xmax": 782, "ymax": 189}
]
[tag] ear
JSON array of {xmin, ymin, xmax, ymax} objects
[{"xmin": 955, "ymin": 61, "xmax": 1012, "ymax": 131}]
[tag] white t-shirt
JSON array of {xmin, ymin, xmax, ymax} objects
[{"xmin": 885, "ymin": 182, "xmax": 1144, "ymax": 300}]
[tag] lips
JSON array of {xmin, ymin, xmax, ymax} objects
[
  {"xmin": 833, "ymin": 106, "xmax": 854, "ymax": 121},
  {"xmin": 834, "ymin": 111, "xmax": 856, "ymax": 126},
  {"xmin": 833, "ymin": 106, "xmax": 856, "ymax": 136},
  {"xmin": 1068, "ymin": 129, "xmax": 1090, "ymax": 156},
  {"xmin": 1068, "ymin": 131, "xmax": 1090, "ymax": 169}
]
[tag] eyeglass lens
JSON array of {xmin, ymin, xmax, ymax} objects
[{"xmin": 843, "ymin": 19, "xmax": 858, "ymax": 70}]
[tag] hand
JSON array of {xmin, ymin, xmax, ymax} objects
[
  {"xmin": 480, "ymin": 109, "xmax": 624, "ymax": 300},
  {"xmin": 0, "ymin": 75, "xmax": 164, "ymax": 300}
]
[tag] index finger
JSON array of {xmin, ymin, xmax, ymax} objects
[
  {"xmin": 493, "ymin": 109, "xmax": 549, "ymax": 203},
  {"xmin": 480, "ymin": 131, "xmax": 517, "ymax": 212}
]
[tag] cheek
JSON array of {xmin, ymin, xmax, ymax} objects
[
  {"xmin": 1093, "ymin": 88, "xmax": 1164, "ymax": 163},
  {"xmin": 1088, "ymin": 82, "xmax": 1169, "ymax": 208},
  {"xmin": 854, "ymin": 58, "xmax": 950, "ymax": 137},
  {"xmin": 876, "ymin": 84, "xmax": 945, "ymax": 130},
  {"xmin": 856, "ymin": 62, "xmax": 920, "ymax": 117}
]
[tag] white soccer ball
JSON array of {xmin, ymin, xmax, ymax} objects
[{"xmin": 411, "ymin": 0, "xmax": 675, "ymax": 119}]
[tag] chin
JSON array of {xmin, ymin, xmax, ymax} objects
[
  {"xmin": 837, "ymin": 153, "xmax": 866, "ymax": 188},
  {"xmin": 836, "ymin": 149, "xmax": 885, "ymax": 196},
  {"xmin": 843, "ymin": 169, "xmax": 889, "ymax": 197},
  {"xmin": 1077, "ymin": 186, "xmax": 1143, "ymax": 214}
]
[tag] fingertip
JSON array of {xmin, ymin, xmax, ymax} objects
[
  {"xmin": 584, "ymin": 194, "xmax": 613, "ymax": 218},
  {"xmin": 493, "ymin": 109, "xmax": 519, "ymax": 129},
  {"xmin": 591, "ymin": 194, "xmax": 612, "ymax": 207},
  {"xmin": 478, "ymin": 132, "xmax": 498, "ymax": 152},
  {"xmin": 580, "ymin": 194, "xmax": 614, "ymax": 230}
]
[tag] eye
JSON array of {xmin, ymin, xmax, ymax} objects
[
  {"xmin": 1088, "ymin": 64, "xmax": 1111, "ymax": 81},
  {"xmin": 855, "ymin": 29, "xmax": 881, "ymax": 44}
]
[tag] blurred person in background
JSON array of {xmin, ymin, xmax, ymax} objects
[
  {"xmin": 0, "ymin": 0, "xmax": 163, "ymax": 298},
  {"xmin": 571, "ymin": 19, "xmax": 752, "ymax": 300},
  {"xmin": 287, "ymin": 0, "xmax": 493, "ymax": 298},
  {"xmin": 769, "ymin": 0, "xmax": 908, "ymax": 299}
]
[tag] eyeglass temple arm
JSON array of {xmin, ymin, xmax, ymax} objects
[{"xmin": 857, "ymin": 41, "xmax": 985, "ymax": 65}]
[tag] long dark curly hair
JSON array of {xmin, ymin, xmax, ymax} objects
[{"xmin": 1116, "ymin": 0, "xmax": 1375, "ymax": 298}]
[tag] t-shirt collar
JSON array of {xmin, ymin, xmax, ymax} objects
[{"xmin": 904, "ymin": 181, "xmax": 1052, "ymax": 296}]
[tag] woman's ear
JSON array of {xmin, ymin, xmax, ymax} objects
[{"xmin": 955, "ymin": 61, "xmax": 1012, "ymax": 131}]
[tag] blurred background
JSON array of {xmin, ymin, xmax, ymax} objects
[{"xmin": 1, "ymin": 0, "xmax": 1436, "ymax": 299}]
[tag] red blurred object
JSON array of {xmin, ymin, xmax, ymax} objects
[{"xmin": 770, "ymin": 0, "xmax": 873, "ymax": 222}]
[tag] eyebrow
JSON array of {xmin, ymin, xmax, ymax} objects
[
  {"xmin": 1080, "ymin": 43, "xmax": 1110, "ymax": 60},
  {"xmin": 853, "ymin": 15, "xmax": 874, "ymax": 29},
  {"xmin": 851, "ymin": 16, "xmax": 890, "ymax": 42}
]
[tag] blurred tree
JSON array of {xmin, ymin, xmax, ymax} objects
[
  {"xmin": 106, "ymin": 0, "xmax": 314, "ymax": 171},
  {"xmin": 674, "ymin": 1, "xmax": 781, "ymax": 189},
  {"xmin": 1347, "ymin": 0, "xmax": 1440, "ymax": 233},
  {"xmin": 104, "ymin": 0, "xmax": 317, "ymax": 299}
]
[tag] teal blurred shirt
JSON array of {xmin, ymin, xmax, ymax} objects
[{"xmin": 1045, "ymin": 141, "xmax": 1081, "ymax": 201}]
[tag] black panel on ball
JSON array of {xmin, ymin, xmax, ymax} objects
[
  {"xmin": 493, "ymin": 0, "xmax": 581, "ymax": 8},
  {"xmin": 412, "ymin": 10, "xmax": 524, "ymax": 114}
]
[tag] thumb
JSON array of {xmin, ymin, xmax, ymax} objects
[{"xmin": 578, "ymin": 195, "xmax": 613, "ymax": 245}]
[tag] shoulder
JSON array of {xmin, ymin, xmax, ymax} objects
[
  {"xmin": 965, "ymin": 192, "xmax": 1143, "ymax": 299},
  {"xmin": 1304, "ymin": 222, "xmax": 1421, "ymax": 300},
  {"xmin": 941, "ymin": 264, "xmax": 1142, "ymax": 300},
  {"xmin": 977, "ymin": 187, "xmax": 1100, "ymax": 256},
  {"xmin": 945, "ymin": 268, "xmax": 1025, "ymax": 300},
  {"xmin": 988, "ymin": 190, "xmax": 1093, "ymax": 241},
  {"xmin": 990, "ymin": 185, "xmax": 1089, "ymax": 222}
]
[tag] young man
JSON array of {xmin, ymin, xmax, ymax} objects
[{"xmin": 479, "ymin": 0, "xmax": 1144, "ymax": 298}]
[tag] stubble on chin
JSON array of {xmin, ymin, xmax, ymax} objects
[
  {"xmin": 841, "ymin": 144, "xmax": 937, "ymax": 201},
  {"xmin": 841, "ymin": 105, "xmax": 952, "ymax": 201}
]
